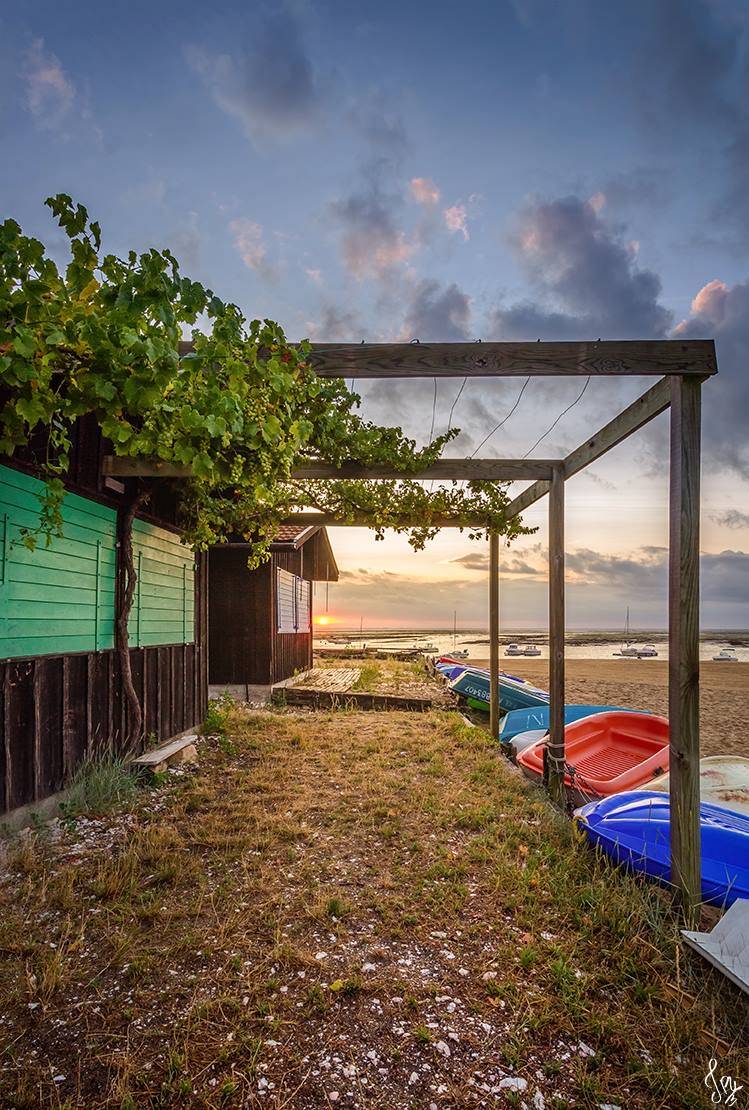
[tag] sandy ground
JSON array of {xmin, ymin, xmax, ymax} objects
[{"xmin": 469, "ymin": 658, "xmax": 748, "ymax": 759}]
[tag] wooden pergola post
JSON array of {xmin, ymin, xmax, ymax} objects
[
  {"xmin": 547, "ymin": 465, "xmax": 566, "ymax": 806},
  {"xmin": 669, "ymin": 376, "xmax": 702, "ymax": 925},
  {"xmin": 489, "ymin": 532, "xmax": 500, "ymax": 739}
]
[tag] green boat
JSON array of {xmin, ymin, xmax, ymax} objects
[{"xmin": 449, "ymin": 666, "xmax": 549, "ymax": 713}]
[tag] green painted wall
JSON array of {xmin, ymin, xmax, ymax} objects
[
  {"xmin": 128, "ymin": 518, "xmax": 195, "ymax": 647},
  {"xmin": 0, "ymin": 464, "xmax": 117, "ymax": 658},
  {"xmin": 0, "ymin": 465, "xmax": 196, "ymax": 660}
]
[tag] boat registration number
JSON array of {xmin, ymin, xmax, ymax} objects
[{"xmin": 464, "ymin": 684, "xmax": 489, "ymax": 701}]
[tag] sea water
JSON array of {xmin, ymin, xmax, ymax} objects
[{"xmin": 314, "ymin": 629, "xmax": 749, "ymax": 662}]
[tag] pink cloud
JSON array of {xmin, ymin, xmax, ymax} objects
[
  {"xmin": 410, "ymin": 177, "xmax": 440, "ymax": 206},
  {"xmin": 23, "ymin": 39, "xmax": 75, "ymax": 126},
  {"xmin": 674, "ymin": 279, "xmax": 730, "ymax": 333},
  {"xmin": 443, "ymin": 203, "xmax": 469, "ymax": 240},
  {"xmin": 229, "ymin": 218, "xmax": 266, "ymax": 270}
]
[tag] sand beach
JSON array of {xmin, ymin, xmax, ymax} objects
[{"xmin": 471, "ymin": 657, "xmax": 748, "ymax": 759}]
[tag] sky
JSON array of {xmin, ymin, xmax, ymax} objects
[{"xmin": 2, "ymin": 0, "xmax": 749, "ymax": 629}]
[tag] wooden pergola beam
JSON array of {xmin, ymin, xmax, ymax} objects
[
  {"xmin": 668, "ymin": 376, "xmax": 702, "ymax": 926},
  {"xmin": 305, "ymin": 340, "xmax": 716, "ymax": 379},
  {"xmin": 279, "ymin": 513, "xmax": 488, "ymax": 528},
  {"xmin": 103, "ymin": 456, "xmax": 559, "ymax": 482},
  {"xmin": 504, "ymin": 375, "xmax": 674, "ymax": 518},
  {"xmin": 291, "ymin": 459, "xmax": 557, "ymax": 481},
  {"xmin": 488, "ymin": 534, "xmax": 500, "ymax": 740},
  {"xmin": 546, "ymin": 466, "xmax": 566, "ymax": 807}
]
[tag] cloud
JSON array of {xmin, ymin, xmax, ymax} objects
[
  {"xmin": 489, "ymin": 195, "xmax": 672, "ymax": 339},
  {"xmin": 410, "ymin": 178, "xmax": 440, "ymax": 206},
  {"xmin": 402, "ymin": 279, "xmax": 471, "ymax": 341},
  {"xmin": 23, "ymin": 38, "xmax": 75, "ymax": 127},
  {"xmin": 711, "ymin": 510, "xmax": 749, "ymax": 530},
  {"xmin": 349, "ymin": 97, "xmax": 407, "ymax": 158},
  {"xmin": 451, "ymin": 553, "xmax": 489, "ymax": 571},
  {"xmin": 598, "ymin": 168, "xmax": 671, "ymax": 212},
  {"xmin": 673, "ymin": 277, "xmax": 749, "ymax": 475},
  {"xmin": 305, "ymin": 305, "xmax": 363, "ymax": 341},
  {"xmin": 329, "ymin": 546, "xmax": 749, "ymax": 627},
  {"xmin": 185, "ymin": 5, "xmax": 320, "ymax": 142},
  {"xmin": 443, "ymin": 204, "xmax": 469, "ymax": 240},
  {"xmin": 229, "ymin": 218, "xmax": 267, "ymax": 271},
  {"xmin": 330, "ymin": 171, "xmax": 415, "ymax": 280}
]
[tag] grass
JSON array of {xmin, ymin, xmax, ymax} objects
[
  {"xmin": 0, "ymin": 706, "xmax": 745, "ymax": 1108},
  {"xmin": 59, "ymin": 751, "xmax": 139, "ymax": 819}
]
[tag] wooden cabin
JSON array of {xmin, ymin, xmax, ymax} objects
[
  {"xmin": 208, "ymin": 525, "xmax": 338, "ymax": 691},
  {"xmin": 0, "ymin": 416, "xmax": 208, "ymax": 817}
]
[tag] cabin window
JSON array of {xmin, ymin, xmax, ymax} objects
[{"xmin": 277, "ymin": 568, "xmax": 310, "ymax": 633}]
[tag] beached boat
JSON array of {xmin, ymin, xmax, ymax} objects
[
  {"xmin": 713, "ymin": 647, "xmax": 738, "ymax": 662},
  {"xmin": 649, "ymin": 756, "xmax": 749, "ymax": 817},
  {"xmin": 523, "ymin": 645, "xmax": 542, "ymax": 656},
  {"xmin": 449, "ymin": 666, "xmax": 549, "ymax": 713},
  {"xmin": 613, "ymin": 608, "xmax": 658, "ymax": 658},
  {"xmin": 509, "ymin": 728, "xmax": 549, "ymax": 756},
  {"xmin": 504, "ymin": 643, "xmax": 541, "ymax": 657},
  {"xmin": 435, "ymin": 660, "xmax": 468, "ymax": 681},
  {"xmin": 498, "ymin": 703, "xmax": 640, "ymax": 744},
  {"xmin": 504, "ymin": 643, "xmax": 523, "ymax": 656},
  {"xmin": 574, "ymin": 791, "xmax": 749, "ymax": 908},
  {"xmin": 517, "ymin": 711, "xmax": 669, "ymax": 802}
]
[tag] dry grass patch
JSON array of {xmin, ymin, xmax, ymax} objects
[{"xmin": 0, "ymin": 706, "xmax": 745, "ymax": 1108}]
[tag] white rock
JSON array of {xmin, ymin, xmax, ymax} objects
[
  {"xmin": 329, "ymin": 1093, "xmax": 340, "ymax": 1102},
  {"xmin": 409, "ymin": 1071, "xmax": 419, "ymax": 1085},
  {"xmin": 362, "ymin": 962, "xmax": 376, "ymax": 972},
  {"xmin": 533, "ymin": 1092, "xmax": 546, "ymax": 1109},
  {"xmin": 435, "ymin": 1040, "xmax": 451, "ymax": 1058},
  {"xmin": 458, "ymin": 967, "xmax": 469, "ymax": 976},
  {"xmin": 499, "ymin": 1077, "xmax": 527, "ymax": 1092},
  {"xmin": 482, "ymin": 970, "xmax": 497, "ymax": 981},
  {"xmin": 315, "ymin": 952, "xmax": 328, "ymax": 960},
  {"xmin": 578, "ymin": 1041, "xmax": 595, "ymax": 1058}
]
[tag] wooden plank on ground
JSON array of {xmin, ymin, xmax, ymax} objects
[
  {"xmin": 276, "ymin": 688, "xmax": 438, "ymax": 712},
  {"xmin": 290, "ymin": 668, "xmax": 361, "ymax": 692}
]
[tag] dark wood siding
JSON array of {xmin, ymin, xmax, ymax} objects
[
  {"xmin": 208, "ymin": 546, "xmax": 314, "ymax": 687},
  {"xmin": 209, "ymin": 549, "xmax": 272, "ymax": 685}
]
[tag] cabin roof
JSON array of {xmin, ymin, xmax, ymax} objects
[{"xmin": 270, "ymin": 525, "xmax": 339, "ymax": 582}]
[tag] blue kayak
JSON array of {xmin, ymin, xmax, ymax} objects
[
  {"xmin": 435, "ymin": 662, "xmax": 468, "ymax": 681},
  {"xmin": 499, "ymin": 704, "xmax": 641, "ymax": 743},
  {"xmin": 574, "ymin": 790, "xmax": 749, "ymax": 908},
  {"xmin": 449, "ymin": 666, "xmax": 549, "ymax": 713}
]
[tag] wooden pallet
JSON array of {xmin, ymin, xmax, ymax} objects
[
  {"xmin": 277, "ymin": 687, "xmax": 437, "ymax": 712},
  {"xmin": 289, "ymin": 667, "xmax": 361, "ymax": 692}
]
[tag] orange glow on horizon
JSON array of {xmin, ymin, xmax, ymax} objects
[{"xmin": 315, "ymin": 615, "xmax": 335, "ymax": 626}]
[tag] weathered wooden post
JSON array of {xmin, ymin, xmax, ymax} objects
[
  {"xmin": 489, "ymin": 532, "xmax": 500, "ymax": 738},
  {"xmin": 669, "ymin": 375, "xmax": 702, "ymax": 925},
  {"xmin": 547, "ymin": 464, "xmax": 566, "ymax": 806}
]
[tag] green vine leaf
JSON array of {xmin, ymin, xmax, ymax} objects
[{"xmin": 1, "ymin": 196, "xmax": 535, "ymax": 559}]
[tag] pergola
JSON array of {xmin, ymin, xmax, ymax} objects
[{"xmin": 105, "ymin": 338, "xmax": 717, "ymax": 923}]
